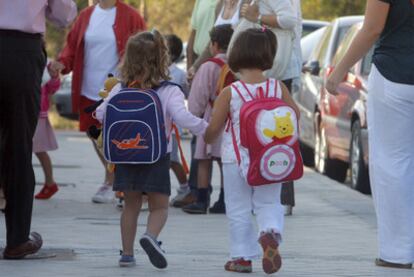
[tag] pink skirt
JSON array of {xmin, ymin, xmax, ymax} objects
[{"xmin": 33, "ymin": 117, "xmax": 58, "ymax": 153}]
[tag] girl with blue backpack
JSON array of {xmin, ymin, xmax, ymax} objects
[
  {"xmin": 95, "ymin": 30, "xmax": 207, "ymax": 269},
  {"xmin": 205, "ymin": 28, "xmax": 301, "ymax": 274}
]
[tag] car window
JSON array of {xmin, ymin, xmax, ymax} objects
[
  {"xmin": 333, "ymin": 26, "xmax": 352, "ymax": 57},
  {"xmin": 332, "ymin": 26, "xmax": 358, "ymax": 67},
  {"xmin": 315, "ymin": 26, "xmax": 332, "ymax": 65},
  {"xmin": 301, "ymin": 27, "xmax": 326, "ymax": 63},
  {"xmin": 302, "ymin": 25, "xmax": 319, "ymax": 37}
]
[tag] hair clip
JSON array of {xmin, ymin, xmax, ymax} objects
[{"xmin": 261, "ymin": 25, "xmax": 267, "ymax": 32}]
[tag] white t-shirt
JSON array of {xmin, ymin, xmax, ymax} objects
[
  {"xmin": 215, "ymin": 0, "xmax": 241, "ymax": 28},
  {"xmin": 81, "ymin": 5, "xmax": 119, "ymax": 101}
]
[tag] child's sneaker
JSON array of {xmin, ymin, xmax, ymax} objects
[
  {"xmin": 224, "ymin": 258, "xmax": 252, "ymax": 273},
  {"xmin": 141, "ymin": 195, "xmax": 149, "ymax": 211},
  {"xmin": 259, "ymin": 231, "xmax": 282, "ymax": 274},
  {"xmin": 169, "ymin": 186, "xmax": 190, "ymax": 207},
  {"xmin": 116, "ymin": 198, "xmax": 124, "ymax": 209},
  {"xmin": 92, "ymin": 185, "xmax": 114, "ymax": 203},
  {"xmin": 119, "ymin": 253, "xmax": 136, "ymax": 267},
  {"xmin": 35, "ymin": 183, "xmax": 59, "ymax": 199},
  {"xmin": 139, "ymin": 234, "xmax": 167, "ymax": 269},
  {"xmin": 116, "ymin": 191, "xmax": 124, "ymax": 209}
]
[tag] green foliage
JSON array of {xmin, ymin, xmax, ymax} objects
[
  {"xmin": 45, "ymin": 0, "xmax": 88, "ymax": 58},
  {"xmin": 302, "ymin": 0, "xmax": 366, "ymax": 21}
]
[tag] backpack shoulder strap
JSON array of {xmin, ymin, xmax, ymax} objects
[
  {"xmin": 274, "ymin": 80, "xmax": 282, "ymax": 99},
  {"xmin": 231, "ymin": 82, "xmax": 248, "ymax": 103},
  {"xmin": 156, "ymin": 81, "xmax": 187, "ymax": 97},
  {"xmin": 172, "ymin": 124, "xmax": 189, "ymax": 174},
  {"xmin": 206, "ymin": 57, "xmax": 225, "ymax": 68},
  {"xmin": 157, "ymin": 80, "xmax": 182, "ymax": 90}
]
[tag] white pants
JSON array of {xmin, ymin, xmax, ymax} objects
[
  {"xmin": 368, "ymin": 65, "xmax": 414, "ymax": 264},
  {"xmin": 223, "ymin": 163, "xmax": 284, "ymax": 260}
]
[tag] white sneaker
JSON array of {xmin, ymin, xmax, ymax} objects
[
  {"xmin": 92, "ymin": 185, "xmax": 115, "ymax": 204},
  {"xmin": 169, "ymin": 186, "xmax": 190, "ymax": 206}
]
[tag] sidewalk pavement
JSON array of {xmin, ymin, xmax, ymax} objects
[{"xmin": 0, "ymin": 131, "xmax": 412, "ymax": 277}]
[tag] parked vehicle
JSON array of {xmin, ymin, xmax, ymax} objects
[
  {"xmin": 322, "ymin": 22, "xmax": 373, "ymax": 193},
  {"xmin": 53, "ymin": 73, "xmax": 78, "ymax": 120},
  {"xmin": 292, "ymin": 16, "xmax": 364, "ymax": 181},
  {"xmin": 301, "ymin": 26, "xmax": 327, "ymax": 65},
  {"xmin": 302, "ymin": 19, "xmax": 329, "ymax": 37}
]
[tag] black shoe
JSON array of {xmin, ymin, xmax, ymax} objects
[
  {"xmin": 182, "ymin": 201, "xmax": 208, "ymax": 214},
  {"xmin": 209, "ymin": 199, "xmax": 226, "ymax": 214},
  {"xmin": 139, "ymin": 234, "xmax": 167, "ymax": 269}
]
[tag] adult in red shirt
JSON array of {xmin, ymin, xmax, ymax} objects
[{"xmin": 50, "ymin": 0, "xmax": 146, "ymax": 203}]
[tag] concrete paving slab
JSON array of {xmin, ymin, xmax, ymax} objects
[{"xmin": 0, "ymin": 131, "xmax": 412, "ymax": 277}]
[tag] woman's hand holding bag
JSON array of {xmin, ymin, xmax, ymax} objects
[{"xmin": 228, "ymin": 0, "xmax": 295, "ymax": 79}]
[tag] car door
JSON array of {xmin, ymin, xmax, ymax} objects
[
  {"xmin": 321, "ymin": 24, "xmax": 360, "ymax": 160},
  {"xmin": 298, "ymin": 26, "xmax": 333, "ymax": 148}
]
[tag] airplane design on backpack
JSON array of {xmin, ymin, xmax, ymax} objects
[
  {"xmin": 111, "ymin": 133, "xmax": 148, "ymax": 150},
  {"xmin": 263, "ymin": 112, "xmax": 294, "ymax": 140}
]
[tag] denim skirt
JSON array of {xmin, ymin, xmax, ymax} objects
[{"xmin": 113, "ymin": 154, "xmax": 171, "ymax": 196}]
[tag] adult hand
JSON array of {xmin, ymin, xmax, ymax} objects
[
  {"xmin": 48, "ymin": 61, "xmax": 65, "ymax": 78},
  {"xmin": 241, "ymin": 2, "xmax": 260, "ymax": 23},
  {"xmin": 325, "ymin": 68, "xmax": 347, "ymax": 96}
]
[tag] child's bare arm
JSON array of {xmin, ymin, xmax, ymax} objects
[
  {"xmin": 281, "ymin": 82, "xmax": 300, "ymax": 119},
  {"xmin": 204, "ymin": 87, "xmax": 231, "ymax": 144}
]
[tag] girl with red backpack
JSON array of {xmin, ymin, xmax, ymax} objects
[{"xmin": 204, "ymin": 28, "xmax": 300, "ymax": 274}]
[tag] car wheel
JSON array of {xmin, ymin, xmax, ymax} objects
[
  {"xmin": 350, "ymin": 121, "xmax": 371, "ymax": 194},
  {"xmin": 300, "ymin": 142, "xmax": 315, "ymax": 167},
  {"xmin": 314, "ymin": 122, "xmax": 348, "ymax": 182}
]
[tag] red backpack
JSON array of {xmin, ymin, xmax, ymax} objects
[
  {"xmin": 207, "ymin": 58, "xmax": 237, "ymax": 105},
  {"xmin": 229, "ymin": 80, "xmax": 303, "ymax": 186}
]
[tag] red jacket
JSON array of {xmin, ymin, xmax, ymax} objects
[{"xmin": 58, "ymin": 0, "xmax": 146, "ymax": 112}]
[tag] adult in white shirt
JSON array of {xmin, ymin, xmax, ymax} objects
[{"xmin": 50, "ymin": 0, "xmax": 146, "ymax": 204}]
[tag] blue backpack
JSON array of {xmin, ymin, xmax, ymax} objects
[{"xmin": 103, "ymin": 81, "xmax": 178, "ymax": 164}]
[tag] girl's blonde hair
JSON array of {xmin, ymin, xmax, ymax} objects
[{"xmin": 119, "ymin": 29, "xmax": 170, "ymax": 89}]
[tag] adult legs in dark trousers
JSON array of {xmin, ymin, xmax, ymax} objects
[
  {"xmin": 281, "ymin": 79, "xmax": 295, "ymax": 216},
  {"xmin": 0, "ymin": 30, "xmax": 46, "ymax": 259}
]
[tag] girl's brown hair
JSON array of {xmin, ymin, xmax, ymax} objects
[
  {"xmin": 119, "ymin": 29, "xmax": 170, "ymax": 89},
  {"xmin": 228, "ymin": 28, "xmax": 277, "ymax": 73}
]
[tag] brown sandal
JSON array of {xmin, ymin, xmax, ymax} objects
[{"xmin": 375, "ymin": 258, "xmax": 412, "ymax": 269}]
